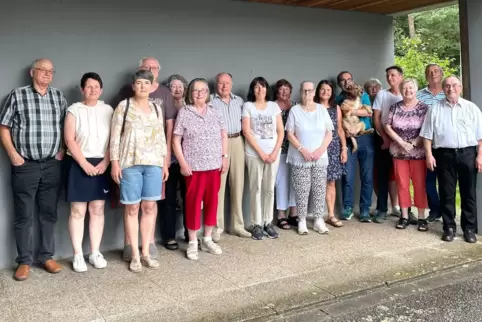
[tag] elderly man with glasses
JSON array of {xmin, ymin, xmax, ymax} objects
[
  {"xmin": 112, "ymin": 57, "xmax": 175, "ymax": 261},
  {"xmin": 420, "ymin": 75, "xmax": 482, "ymax": 243},
  {"xmin": 0, "ymin": 58, "xmax": 67, "ymax": 281}
]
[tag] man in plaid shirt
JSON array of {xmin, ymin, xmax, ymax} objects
[{"xmin": 0, "ymin": 58, "xmax": 67, "ymax": 281}]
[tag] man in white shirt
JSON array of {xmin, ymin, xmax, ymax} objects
[
  {"xmin": 417, "ymin": 64, "xmax": 446, "ymax": 223},
  {"xmin": 420, "ymin": 75, "xmax": 482, "ymax": 243},
  {"xmin": 372, "ymin": 66, "xmax": 403, "ymax": 223}
]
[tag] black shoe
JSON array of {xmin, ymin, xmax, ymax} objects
[
  {"xmin": 463, "ymin": 230, "xmax": 477, "ymax": 243},
  {"xmin": 252, "ymin": 225, "xmax": 264, "ymax": 240},
  {"xmin": 417, "ymin": 219, "xmax": 428, "ymax": 232},
  {"xmin": 163, "ymin": 240, "xmax": 179, "ymax": 251},
  {"xmin": 442, "ymin": 228, "xmax": 455, "ymax": 242},
  {"xmin": 287, "ymin": 216, "xmax": 299, "ymax": 228},
  {"xmin": 426, "ymin": 211, "xmax": 442, "ymax": 223},
  {"xmin": 264, "ymin": 223, "xmax": 279, "ymax": 239},
  {"xmin": 396, "ymin": 217, "xmax": 409, "ymax": 229}
]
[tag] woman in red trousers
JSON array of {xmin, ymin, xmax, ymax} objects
[{"xmin": 173, "ymin": 78, "xmax": 228, "ymax": 260}]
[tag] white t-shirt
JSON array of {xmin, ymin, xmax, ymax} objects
[
  {"xmin": 242, "ymin": 101, "xmax": 281, "ymax": 157},
  {"xmin": 285, "ymin": 104, "xmax": 334, "ymax": 167},
  {"xmin": 66, "ymin": 101, "xmax": 114, "ymax": 158},
  {"xmin": 372, "ymin": 89, "xmax": 403, "ymax": 125}
]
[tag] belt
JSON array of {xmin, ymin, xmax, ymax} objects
[
  {"xmin": 24, "ymin": 156, "xmax": 55, "ymax": 163},
  {"xmin": 228, "ymin": 132, "xmax": 242, "ymax": 139},
  {"xmin": 437, "ymin": 146, "xmax": 476, "ymax": 153}
]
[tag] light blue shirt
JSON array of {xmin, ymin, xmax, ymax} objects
[{"xmin": 416, "ymin": 88, "xmax": 445, "ymax": 107}]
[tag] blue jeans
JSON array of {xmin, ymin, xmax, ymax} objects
[
  {"xmin": 342, "ymin": 134, "xmax": 374, "ymax": 213},
  {"xmin": 374, "ymin": 133, "xmax": 393, "ymax": 213},
  {"xmin": 426, "ymin": 168, "xmax": 441, "ymax": 216}
]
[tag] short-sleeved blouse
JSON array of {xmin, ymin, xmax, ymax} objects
[
  {"xmin": 384, "ymin": 100, "xmax": 429, "ymax": 160},
  {"xmin": 173, "ymin": 104, "xmax": 226, "ymax": 171}
]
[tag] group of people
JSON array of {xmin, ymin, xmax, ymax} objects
[{"xmin": 1, "ymin": 56, "xmax": 481, "ymax": 281}]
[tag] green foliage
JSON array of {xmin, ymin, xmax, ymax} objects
[
  {"xmin": 394, "ymin": 5, "xmax": 460, "ymax": 76},
  {"xmin": 395, "ymin": 37, "xmax": 456, "ymax": 88}
]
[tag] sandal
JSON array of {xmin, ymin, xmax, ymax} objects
[
  {"xmin": 325, "ymin": 216, "xmax": 343, "ymax": 228},
  {"xmin": 277, "ymin": 218, "xmax": 291, "ymax": 230},
  {"xmin": 396, "ymin": 218, "xmax": 409, "ymax": 229},
  {"xmin": 417, "ymin": 219, "xmax": 428, "ymax": 232},
  {"xmin": 164, "ymin": 239, "xmax": 179, "ymax": 251},
  {"xmin": 287, "ymin": 216, "xmax": 299, "ymax": 228}
]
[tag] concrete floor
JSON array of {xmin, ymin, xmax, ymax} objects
[{"xmin": 0, "ymin": 216, "xmax": 481, "ymax": 322}]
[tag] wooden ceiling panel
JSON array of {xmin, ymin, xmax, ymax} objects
[{"xmin": 246, "ymin": 0, "xmax": 454, "ymax": 15}]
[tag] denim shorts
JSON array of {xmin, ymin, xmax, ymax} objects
[{"xmin": 120, "ymin": 165, "xmax": 162, "ymax": 204}]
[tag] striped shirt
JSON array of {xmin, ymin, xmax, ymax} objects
[
  {"xmin": 0, "ymin": 85, "xmax": 67, "ymax": 160},
  {"xmin": 416, "ymin": 87, "xmax": 445, "ymax": 107},
  {"xmin": 210, "ymin": 93, "xmax": 244, "ymax": 134}
]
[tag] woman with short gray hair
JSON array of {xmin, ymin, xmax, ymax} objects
[
  {"xmin": 383, "ymin": 78, "xmax": 429, "ymax": 231},
  {"xmin": 364, "ymin": 78, "xmax": 382, "ymax": 105},
  {"xmin": 166, "ymin": 74, "xmax": 188, "ymax": 109},
  {"xmin": 110, "ymin": 70, "xmax": 168, "ymax": 272}
]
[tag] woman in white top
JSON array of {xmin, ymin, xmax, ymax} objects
[
  {"xmin": 286, "ymin": 81, "xmax": 334, "ymax": 235},
  {"xmin": 242, "ymin": 77, "xmax": 284, "ymax": 241},
  {"xmin": 64, "ymin": 72, "xmax": 113, "ymax": 272}
]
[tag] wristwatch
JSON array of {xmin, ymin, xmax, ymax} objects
[{"xmin": 222, "ymin": 154, "xmax": 229, "ymax": 158}]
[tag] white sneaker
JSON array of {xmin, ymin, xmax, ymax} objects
[
  {"xmin": 298, "ymin": 218, "xmax": 308, "ymax": 235},
  {"xmin": 186, "ymin": 241, "xmax": 199, "ymax": 261},
  {"xmin": 89, "ymin": 251, "xmax": 107, "ymax": 269},
  {"xmin": 313, "ymin": 218, "xmax": 329, "ymax": 234},
  {"xmin": 392, "ymin": 206, "xmax": 401, "ymax": 217},
  {"xmin": 202, "ymin": 238, "xmax": 222, "ymax": 255},
  {"xmin": 212, "ymin": 231, "xmax": 221, "ymax": 243},
  {"xmin": 73, "ymin": 253, "xmax": 87, "ymax": 273}
]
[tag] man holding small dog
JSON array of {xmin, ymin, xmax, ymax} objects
[
  {"xmin": 336, "ymin": 71, "xmax": 375, "ymax": 223},
  {"xmin": 372, "ymin": 66, "xmax": 404, "ymax": 223}
]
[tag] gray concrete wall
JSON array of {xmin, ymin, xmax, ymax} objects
[
  {"xmin": 466, "ymin": 0, "xmax": 482, "ymax": 233},
  {"xmin": 0, "ymin": 0, "xmax": 394, "ymax": 268}
]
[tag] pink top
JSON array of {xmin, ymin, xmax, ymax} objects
[
  {"xmin": 173, "ymin": 104, "xmax": 226, "ymax": 171},
  {"xmin": 384, "ymin": 100, "xmax": 429, "ymax": 160}
]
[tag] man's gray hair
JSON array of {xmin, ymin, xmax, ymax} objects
[
  {"xmin": 166, "ymin": 74, "xmax": 188, "ymax": 89},
  {"xmin": 442, "ymin": 75, "xmax": 462, "ymax": 87},
  {"xmin": 138, "ymin": 57, "xmax": 161, "ymax": 70},
  {"xmin": 215, "ymin": 72, "xmax": 233, "ymax": 83},
  {"xmin": 30, "ymin": 58, "xmax": 52, "ymax": 70},
  {"xmin": 425, "ymin": 63, "xmax": 444, "ymax": 78},
  {"xmin": 132, "ymin": 70, "xmax": 154, "ymax": 84},
  {"xmin": 399, "ymin": 78, "xmax": 418, "ymax": 92}
]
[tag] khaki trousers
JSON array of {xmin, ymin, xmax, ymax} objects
[
  {"xmin": 216, "ymin": 136, "xmax": 246, "ymax": 233},
  {"xmin": 246, "ymin": 153, "xmax": 280, "ymax": 226}
]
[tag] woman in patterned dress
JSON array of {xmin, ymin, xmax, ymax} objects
[
  {"xmin": 273, "ymin": 79, "xmax": 298, "ymax": 229},
  {"xmin": 315, "ymin": 80, "xmax": 347, "ymax": 227}
]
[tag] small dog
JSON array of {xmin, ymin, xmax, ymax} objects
[{"xmin": 339, "ymin": 84, "xmax": 373, "ymax": 152}]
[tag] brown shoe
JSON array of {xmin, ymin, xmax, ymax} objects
[
  {"xmin": 44, "ymin": 259, "xmax": 62, "ymax": 274},
  {"xmin": 14, "ymin": 264, "xmax": 30, "ymax": 281}
]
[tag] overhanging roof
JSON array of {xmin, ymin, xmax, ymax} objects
[{"xmin": 245, "ymin": 0, "xmax": 456, "ymax": 15}]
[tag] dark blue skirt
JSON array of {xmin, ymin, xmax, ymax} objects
[{"xmin": 65, "ymin": 155, "xmax": 111, "ymax": 202}]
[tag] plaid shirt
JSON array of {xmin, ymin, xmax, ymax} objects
[{"xmin": 0, "ymin": 85, "xmax": 67, "ymax": 160}]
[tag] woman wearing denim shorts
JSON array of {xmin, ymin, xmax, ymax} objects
[{"xmin": 110, "ymin": 70, "xmax": 168, "ymax": 272}]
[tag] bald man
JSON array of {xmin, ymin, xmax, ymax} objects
[{"xmin": 0, "ymin": 58, "xmax": 67, "ymax": 281}]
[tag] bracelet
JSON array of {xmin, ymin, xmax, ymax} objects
[
  {"xmin": 341, "ymin": 147, "xmax": 348, "ymax": 151},
  {"xmin": 297, "ymin": 145, "xmax": 303, "ymax": 151}
]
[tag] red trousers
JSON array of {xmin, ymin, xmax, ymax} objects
[
  {"xmin": 393, "ymin": 159, "xmax": 428, "ymax": 209},
  {"xmin": 184, "ymin": 170, "xmax": 221, "ymax": 231}
]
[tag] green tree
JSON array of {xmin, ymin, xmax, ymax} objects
[
  {"xmin": 395, "ymin": 37, "xmax": 456, "ymax": 88},
  {"xmin": 394, "ymin": 5, "xmax": 460, "ymax": 72}
]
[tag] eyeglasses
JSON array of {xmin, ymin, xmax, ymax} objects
[
  {"xmin": 444, "ymin": 84, "xmax": 460, "ymax": 89},
  {"xmin": 193, "ymin": 89, "xmax": 208, "ymax": 95},
  {"xmin": 303, "ymin": 89, "xmax": 314, "ymax": 94},
  {"xmin": 140, "ymin": 65, "xmax": 160, "ymax": 71},
  {"xmin": 33, "ymin": 68, "xmax": 55, "ymax": 75}
]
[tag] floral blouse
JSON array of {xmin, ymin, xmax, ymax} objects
[
  {"xmin": 110, "ymin": 99, "xmax": 167, "ymax": 169},
  {"xmin": 384, "ymin": 100, "xmax": 429, "ymax": 160},
  {"xmin": 173, "ymin": 104, "xmax": 226, "ymax": 171}
]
